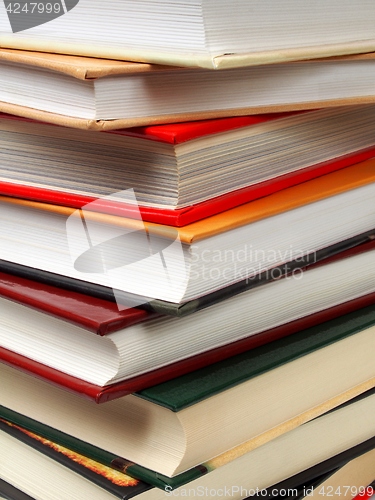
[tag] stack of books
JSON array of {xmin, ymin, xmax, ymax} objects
[{"xmin": 0, "ymin": 1, "xmax": 375, "ymax": 499}]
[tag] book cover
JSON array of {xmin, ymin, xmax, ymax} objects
[
  {"xmin": 136, "ymin": 304, "xmax": 375, "ymax": 411},
  {"xmin": 1, "ymin": 5, "xmax": 375, "ymax": 70},
  {"xmin": 1, "ymin": 229, "xmax": 374, "ymax": 317},
  {"xmin": 0, "ymin": 479, "xmax": 36, "ymax": 500},
  {"xmin": 2, "ymin": 388, "xmax": 375, "ymax": 491},
  {"xmin": 2, "ymin": 105, "xmax": 375, "ymax": 227},
  {"xmin": 1, "ymin": 50, "xmax": 375, "ymax": 130},
  {"xmin": 2, "ymin": 158, "xmax": 374, "ymax": 244},
  {"xmin": 0, "ymin": 419, "xmax": 153, "ymax": 499},
  {"xmin": 247, "ymin": 436, "xmax": 375, "ymax": 499},
  {"xmin": 1, "ymin": 288, "xmax": 375, "ymax": 404},
  {"xmin": 0, "ymin": 271, "xmax": 155, "ymax": 335},
  {"xmin": 2, "ymin": 147, "xmax": 375, "ymax": 227}
]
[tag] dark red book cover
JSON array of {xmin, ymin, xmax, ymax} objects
[
  {"xmin": 0, "ymin": 272, "xmax": 156, "ymax": 335},
  {"xmin": 1, "ymin": 290, "xmax": 375, "ymax": 403}
]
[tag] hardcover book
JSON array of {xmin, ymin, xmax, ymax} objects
[
  {"xmin": 1, "ymin": 385, "xmax": 375, "ymax": 498},
  {"xmin": 0, "ymin": 420, "xmax": 154, "ymax": 500},
  {"xmin": 1, "ymin": 238, "xmax": 375, "ymax": 403},
  {"xmin": 0, "ymin": 1, "xmax": 375, "ymax": 69},
  {"xmin": 1, "ymin": 50, "xmax": 375, "ymax": 128},
  {"xmin": 1, "ymin": 238, "xmax": 375, "ymax": 392},
  {"xmin": 0, "ymin": 161, "xmax": 375, "ymax": 306},
  {"xmin": 1, "ymin": 106, "xmax": 375, "ymax": 225},
  {"xmin": 301, "ymin": 447, "xmax": 375, "ymax": 499},
  {"xmin": 247, "ymin": 437, "xmax": 375, "ymax": 499},
  {"xmin": 2, "ymin": 302, "xmax": 375, "ymax": 477}
]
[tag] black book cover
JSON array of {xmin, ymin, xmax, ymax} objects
[{"xmin": 0, "ymin": 229, "xmax": 374, "ymax": 317}]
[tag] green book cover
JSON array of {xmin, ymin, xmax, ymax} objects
[{"xmin": 137, "ymin": 303, "xmax": 375, "ymax": 410}]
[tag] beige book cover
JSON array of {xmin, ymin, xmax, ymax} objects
[{"xmin": 1, "ymin": 49, "xmax": 375, "ymax": 130}]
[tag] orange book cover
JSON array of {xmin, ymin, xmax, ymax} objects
[{"xmin": 2, "ymin": 158, "xmax": 375, "ymax": 244}]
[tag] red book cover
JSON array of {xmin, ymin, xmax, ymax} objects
[
  {"xmin": 1, "ymin": 112, "xmax": 375, "ymax": 226},
  {"xmin": 1, "ymin": 239, "xmax": 375, "ymax": 403},
  {"xmin": 1, "ymin": 290, "xmax": 375, "ymax": 403},
  {"xmin": 0, "ymin": 272, "xmax": 156, "ymax": 335}
]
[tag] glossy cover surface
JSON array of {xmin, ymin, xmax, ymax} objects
[
  {"xmin": 0, "ymin": 272, "xmax": 154, "ymax": 335},
  {"xmin": 2, "ymin": 147, "xmax": 375, "ymax": 226}
]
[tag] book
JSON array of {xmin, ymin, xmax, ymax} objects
[
  {"xmin": 1, "ymin": 51, "xmax": 375, "ymax": 128},
  {"xmin": 154, "ymin": 389, "xmax": 375, "ymax": 496},
  {"xmin": 2, "ymin": 385, "xmax": 375, "ymax": 492},
  {"xmin": 0, "ymin": 161, "xmax": 375, "ymax": 306},
  {"xmin": 1, "ymin": 386, "xmax": 375, "ymax": 499},
  {"xmin": 247, "ymin": 437, "xmax": 375, "ymax": 499},
  {"xmin": 300, "ymin": 447, "xmax": 375, "ymax": 499},
  {"xmin": 0, "ymin": 270, "xmax": 155, "ymax": 334},
  {"xmin": 0, "ymin": 2, "xmax": 375, "ymax": 69},
  {"xmin": 0, "ymin": 420, "xmax": 154, "ymax": 500},
  {"xmin": 0, "ymin": 479, "xmax": 36, "ymax": 500},
  {"xmin": 2, "ymin": 228, "xmax": 374, "ymax": 317},
  {"xmin": 2, "ymin": 301, "xmax": 375, "ymax": 477},
  {"xmin": 1, "ymin": 237, "xmax": 375, "ymax": 389},
  {"xmin": 1, "ymin": 106, "xmax": 375, "ymax": 226},
  {"xmin": 2, "ymin": 406, "xmax": 375, "ymax": 495},
  {"xmin": 2, "ymin": 249, "xmax": 375, "ymax": 402}
]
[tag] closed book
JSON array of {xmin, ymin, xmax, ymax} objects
[
  {"xmin": 1, "ymin": 239, "xmax": 375, "ymax": 403},
  {"xmin": 1, "ymin": 161, "xmax": 375, "ymax": 306},
  {"xmin": 0, "ymin": 479, "xmax": 36, "ymax": 500},
  {"xmin": 2, "ymin": 106, "xmax": 375, "ymax": 225},
  {"xmin": 1, "ymin": 237, "xmax": 375, "ymax": 392},
  {"xmin": 247, "ymin": 436, "xmax": 375, "ymax": 499},
  {"xmin": 1, "ymin": 386, "xmax": 375, "ymax": 499},
  {"xmin": 2, "ymin": 301, "xmax": 375, "ymax": 477},
  {"xmin": 0, "ymin": 3, "xmax": 375, "ymax": 69},
  {"xmin": 0, "ymin": 420, "xmax": 153, "ymax": 500},
  {"xmin": 1, "ymin": 50, "xmax": 375, "ymax": 128},
  {"xmin": 2, "ymin": 387, "xmax": 375, "ymax": 492},
  {"xmin": 299, "ymin": 447, "xmax": 375, "ymax": 499}
]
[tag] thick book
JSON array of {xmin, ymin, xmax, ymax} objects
[
  {"xmin": 0, "ymin": 2, "xmax": 374, "ymax": 69},
  {"xmin": 2, "ymin": 107, "xmax": 375, "ymax": 226},
  {"xmin": 0, "ymin": 414, "xmax": 373, "ymax": 500},
  {"xmin": 1, "ymin": 50, "xmax": 375, "ymax": 128},
  {"xmin": 1, "ymin": 161, "xmax": 375, "ymax": 306},
  {"xmin": 1, "ymin": 239, "xmax": 375, "ymax": 403},
  {"xmin": 2, "ymin": 404, "xmax": 375, "ymax": 494},
  {"xmin": 1, "ymin": 237, "xmax": 375, "ymax": 391},
  {"xmin": 1, "ymin": 385, "xmax": 375, "ymax": 499},
  {"xmin": 2, "ymin": 302, "xmax": 375, "ymax": 477},
  {"xmin": 2, "ymin": 387, "xmax": 375, "ymax": 492}
]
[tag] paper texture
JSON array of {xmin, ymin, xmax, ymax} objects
[
  {"xmin": 1, "ymin": 159, "xmax": 375, "ymax": 243},
  {"xmin": 2, "ymin": 98, "xmax": 375, "ymax": 131},
  {"xmin": 1, "ymin": 39, "xmax": 375, "ymax": 70}
]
